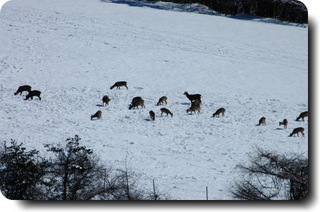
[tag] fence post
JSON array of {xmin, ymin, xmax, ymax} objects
[{"xmin": 206, "ymin": 186, "xmax": 208, "ymax": 200}]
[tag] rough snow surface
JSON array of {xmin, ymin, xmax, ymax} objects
[{"xmin": 0, "ymin": 0, "xmax": 307, "ymax": 200}]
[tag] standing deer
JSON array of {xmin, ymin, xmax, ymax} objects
[
  {"xmin": 289, "ymin": 127, "xmax": 304, "ymax": 137},
  {"xmin": 25, "ymin": 90, "xmax": 41, "ymax": 101},
  {"xmin": 184, "ymin": 92, "xmax": 201, "ymax": 103},
  {"xmin": 91, "ymin": 110, "xmax": 102, "ymax": 120},
  {"xmin": 296, "ymin": 111, "xmax": 308, "ymax": 121},
  {"xmin": 256, "ymin": 117, "xmax": 266, "ymax": 126},
  {"xmin": 160, "ymin": 108, "xmax": 173, "ymax": 117},
  {"xmin": 14, "ymin": 85, "xmax": 31, "ymax": 95},
  {"xmin": 279, "ymin": 119, "xmax": 288, "ymax": 129},
  {"xmin": 110, "ymin": 81, "xmax": 128, "ymax": 90},
  {"xmin": 102, "ymin": 95, "xmax": 111, "ymax": 106},
  {"xmin": 186, "ymin": 99, "xmax": 201, "ymax": 114},
  {"xmin": 149, "ymin": 110, "xmax": 155, "ymax": 121},
  {"xmin": 156, "ymin": 96, "xmax": 167, "ymax": 106},
  {"xmin": 212, "ymin": 108, "xmax": 226, "ymax": 118}
]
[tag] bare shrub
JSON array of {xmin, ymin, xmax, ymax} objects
[{"xmin": 232, "ymin": 148, "xmax": 308, "ymax": 200}]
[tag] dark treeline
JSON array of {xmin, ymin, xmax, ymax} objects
[{"xmin": 146, "ymin": 0, "xmax": 307, "ymax": 24}]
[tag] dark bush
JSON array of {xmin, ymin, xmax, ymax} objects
[
  {"xmin": 0, "ymin": 140, "xmax": 47, "ymax": 200},
  {"xmin": 232, "ymin": 148, "xmax": 308, "ymax": 200}
]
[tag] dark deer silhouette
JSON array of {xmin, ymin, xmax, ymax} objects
[
  {"xmin": 110, "ymin": 81, "xmax": 128, "ymax": 90},
  {"xmin": 184, "ymin": 92, "xmax": 201, "ymax": 103},
  {"xmin": 149, "ymin": 110, "xmax": 155, "ymax": 121},
  {"xmin": 186, "ymin": 99, "xmax": 201, "ymax": 114},
  {"xmin": 102, "ymin": 95, "xmax": 111, "ymax": 106},
  {"xmin": 279, "ymin": 119, "xmax": 288, "ymax": 129},
  {"xmin": 296, "ymin": 111, "xmax": 308, "ymax": 121},
  {"xmin": 212, "ymin": 108, "xmax": 226, "ymax": 118},
  {"xmin": 156, "ymin": 96, "xmax": 167, "ymax": 106},
  {"xmin": 160, "ymin": 108, "xmax": 173, "ymax": 117},
  {"xmin": 289, "ymin": 127, "xmax": 304, "ymax": 137},
  {"xmin": 129, "ymin": 97, "xmax": 145, "ymax": 110},
  {"xmin": 91, "ymin": 110, "xmax": 102, "ymax": 120},
  {"xmin": 25, "ymin": 90, "xmax": 41, "ymax": 100},
  {"xmin": 14, "ymin": 85, "xmax": 31, "ymax": 95},
  {"xmin": 256, "ymin": 117, "xmax": 266, "ymax": 126}
]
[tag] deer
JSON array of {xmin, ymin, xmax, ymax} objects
[
  {"xmin": 160, "ymin": 108, "xmax": 173, "ymax": 117},
  {"xmin": 130, "ymin": 96, "xmax": 142, "ymax": 105},
  {"xmin": 149, "ymin": 110, "xmax": 155, "ymax": 121},
  {"xmin": 156, "ymin": 96, "xmax": 167, "ymax": 106},
  {"xmin": 212, "ymin": 108, "xmax": 226, "ymax": 118},
  {"xmin": 25, "ymin": 90, "xmax": 41, "ymax": 101},
  {"xmin": 91, "ymin": 110, "xmax": 102, "ymax": 120},
  {"xmin": 186, "ymin": 99, "xmax": 201, "ymax": 114},
  {"xmin": 14, "ymin": 85, "xmax": 31, "ymax": 95},
  {"xmin": 129, "ymin": 97, "xmax": 145, "ymax": 110},
  {"xmin": 256, "ymin": 117, "xmax": 266, "ymax": 126},
  {"xmin": 110, "ymin": 81, "xmax": 128, "ymax": 90},
  {"xmin": 279, "ymin": 119, "xmax": 288, "ymax": 129},
  {"xmin": 289, "ymin": 127, "xmax": 304, "ymax": 137},
  {"xmin": 102, "ymin": 95, "xmax": 111, "ymax": 106},
  {"xmin": 184, "ymin": 92, "xmax": 201, "ymax": 104},
  {"xmin": 296, "ymin": 111, "xmax": 308, "ymax": 121}
]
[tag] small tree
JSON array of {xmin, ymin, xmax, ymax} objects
[
  {"xmin": 44, "ymin": 135, "xmax": 108, "ymax": 200},
  {"xmin": 0, "ymin": 140, "xmax": 47, "ymax": 200},
  {"xmin": 146, "ymin": 179, "xmax": 167, "ymax": 200},
  {"xmin": 232, "ymin": 148, "xmax": 308, "ymax": 200},
  {"xmin": 102, "ymin": 163, "xmax": 168, "ymax": 200}
]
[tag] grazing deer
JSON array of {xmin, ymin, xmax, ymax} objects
[
  {"xmin": 212, "ymin": 108, "xmax": 226, "ymax": 118},
  {"xmin": 156, "ymin": 96, "xmax": 167, "ymax": 106},
  {"xmin": 296, "ymin": 111, "xmax": 308, "ymax": 121},
  {"xmin": 91, "ymin": 110, "xmax": 102, "ymax": 120},
  {"xmin": 289, "ymin": 127, "xmax": 304, "ymax": 137},
  {"xmin": 256, "ymin": 117, "xmax": 266, "ymax": 126},
  {"xmin": 132, "ymin": 96, "xmax": 142, "ymax": 101},
  {"xmin": 184, "ymin": 92, "xmax": 201, "ymax": 103},
  {"xmin": 130, "ymin": 96, "xmax": 142, "ymax": 105},
  {"xmin": 279, "ymin": 119, "xmax": 288, "ymax": 129},
  {"xmin": 110, "ymin": 81, "xmax": 128, "ymax": 90},
  {"xmin": 14, "ymin": 85, "xmax": 31, "ymax": 95},
  {"xmin": 129, "ymin": 97, "xmax": 145, "ymax": 110},
  {"xmin": 186, "ymin": 99, "xmax": 201, "ymax": 114},
  {"xmin": 160, "ymin": 108, "xmax": 173, "ymax": 117},
  {"xmin": 25, "ymin": 90, "xmax": 41, "ymax": 100},
  {"xmin": 149, "ymin": 110, "xmax": 155, "ymax": 121},
  {"xmin": 102, "ymin": 95, "xmax": 111, "ymax": 106},
  {"xmin": 129, "ymin": 96, "xmax": 142, "ymax": 107}
]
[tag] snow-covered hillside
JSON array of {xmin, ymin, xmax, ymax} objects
[{"xmin": 0, "ymin": 0, "xmax": 308, "ymax": 200}]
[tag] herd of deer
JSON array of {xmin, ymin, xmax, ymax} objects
[{"xmin": 14, "ymin": 81, "xmax": 308, "ymax": 138}]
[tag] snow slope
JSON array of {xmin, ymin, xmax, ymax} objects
[{"xmin": 0, "ymin": 0, "xmax": 308, "ymax": 200}]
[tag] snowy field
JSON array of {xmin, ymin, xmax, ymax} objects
[{"xmin": 0, "ymin": 0, "xmax": 308, "ymax": 200}]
